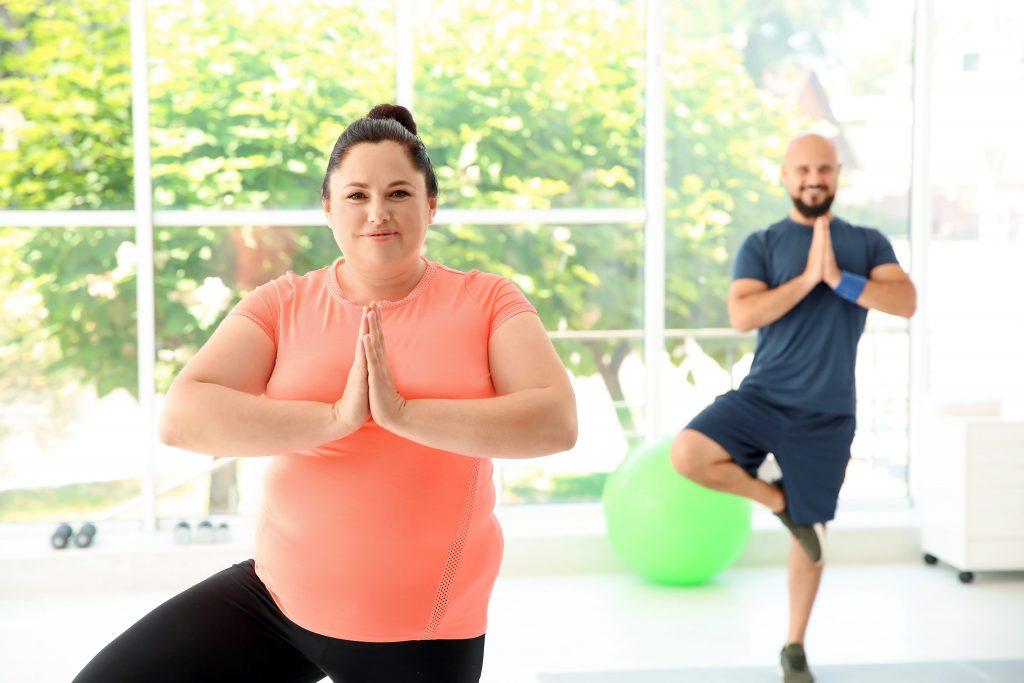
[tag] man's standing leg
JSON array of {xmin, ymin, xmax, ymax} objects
[
  {"xmin": 775, "ymin": 410, "xmax": 854, "ymax": 683},
  {"xmin": 778, "ymin": 532, "xmax": 824, "ymax": 682},
  {"xmin": 787, "ymin": 532, "xmax": 824, "ymax": 645}
]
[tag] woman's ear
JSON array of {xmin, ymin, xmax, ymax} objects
[
  {"xmin": 427, "ymin": 195, "xmax": 437, "ymax": 224},
  {"xmin": 322, "ymin": 197, "xmax": 332, "ymax": 227}
]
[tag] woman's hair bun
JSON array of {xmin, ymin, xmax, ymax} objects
[{"xmin": 366, "ymin": 103, "xmax": 417, "ymax": 136}]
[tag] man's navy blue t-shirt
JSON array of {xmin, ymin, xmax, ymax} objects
[{"xmin": 733, "ymin": 216, "xmax": 899, "ymax": 416}]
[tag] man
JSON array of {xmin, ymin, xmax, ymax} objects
[{"xmin": 670, "ymin": 134, "xmax": 916, "ymax": 682}]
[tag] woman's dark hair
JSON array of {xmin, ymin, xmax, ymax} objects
[{"xmin": 320, "ymin": 104, "xmax": 438, "ymax": 201}]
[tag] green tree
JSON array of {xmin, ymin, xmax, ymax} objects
[
  {"xmin": 146, "ymin": 0, "xmax": 394, "ymax": 210},
  {"xmin": 0, "ymin": 1, "xmax": 133, "ymax": 209}
]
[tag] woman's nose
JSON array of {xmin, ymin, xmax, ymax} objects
[{"xmin": 367, "ymin": 199, "xmax": 390, "ymax": 224}]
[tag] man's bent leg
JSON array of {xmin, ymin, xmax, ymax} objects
[{"xmin": 670, "ymin": 428, "xmax": 785, "ymax": 513}]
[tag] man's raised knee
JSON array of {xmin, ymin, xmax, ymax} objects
[{"xmin": 670, "ymin": 431, "xmax": 704, "ymax": 480}]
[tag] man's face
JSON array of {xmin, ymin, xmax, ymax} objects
[{"xmin": 781, "ymin": 136, "xmax": 840, "ymax": 220}]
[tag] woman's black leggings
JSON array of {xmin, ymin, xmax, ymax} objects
[{"xmin": 72, "ymin": 559, "xmax": 485, "ymax": 683}]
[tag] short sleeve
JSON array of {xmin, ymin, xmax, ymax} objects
[
  {"xmin": 464, "ymin": 270, "xmax": 539, "ymax": 336},
  {"xmin": 733, "ymin": 231, "xmax": 769, "ymax": 282},
  {"xmin": 868, "ymin": 228, "xmax": 899, "ymax": 270},
  {"xmin": 228, "ymin": 273, "xmax": 295, "ymax": 347}
]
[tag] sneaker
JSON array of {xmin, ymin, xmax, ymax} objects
[
  {"xmin": 774, "ymin": 508, "xmax": 825, "ymax": 566},
  {"xmin": 779, "ymin": 643, "xmax": 815, "ymax": 683}
]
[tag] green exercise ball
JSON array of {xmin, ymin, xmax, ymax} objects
[{"xmin": 602, "ymin": 437, "xmax": 752, "ymax": 585}]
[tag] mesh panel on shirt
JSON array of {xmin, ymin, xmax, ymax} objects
[{"xmin": 424, "ymin": 458, "xmax": 482, "ymax": 636}]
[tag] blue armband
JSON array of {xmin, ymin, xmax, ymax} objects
[{"xmin": 834, "ymin": 271, "xmax": 867, "ymax": 303}]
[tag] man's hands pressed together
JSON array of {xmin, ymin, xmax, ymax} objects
[{"xmin": 802, "ymin": 216, "xmax": 841, "ymax": 290}]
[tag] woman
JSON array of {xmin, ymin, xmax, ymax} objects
[{"xmin": 73, "ymin": 104, "xmax": 578, "ymax": 683}]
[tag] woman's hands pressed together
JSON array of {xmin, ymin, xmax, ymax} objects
[
  {"xmin": 332, "ymin": 302, "xmax": 407, "ymax": 437},
  {"xmin": 332, "ymin": 305, "xmax": 371, "ymax": 434},
  {"xmin": 363, "ymin": 302, "xmax": 408, "ymax": 431}
]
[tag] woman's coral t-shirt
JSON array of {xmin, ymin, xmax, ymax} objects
[{"xmin": 229, "ymin": 257, "xmax": 537, "ymax": 642}]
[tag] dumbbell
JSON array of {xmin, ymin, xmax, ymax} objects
[
  {"xmin": 74, "ymin": 522, "xmax": 97, "ymax": 548},
  {"xmin": 51, "ymin": 518, "xmax": 230, "ymax": 549},
  {"xmin": 50, "ymin": 523, "xmax": 74, "ymax": 550},
  {"xmin": 196, "ymin": 520, "xmax": 215, "ymax": 543},
  {"xmin": 172, "ymin": 520, "xmax": 192, "ymax": 545},
  {"xmin": 50, "ymin": 522, "xmax": 97, "ymax": 549},
  {"xmin": 172, "ymin": 519, "xmax": 230, "ymax": 544}
]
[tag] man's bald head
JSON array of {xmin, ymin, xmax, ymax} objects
[
  {"xmin": 782, "ymin": 134, "xmax": 841, "ymax": 221},
  {"xmin": 784, "ymin": 134, "xmax": 838, "ymax": 166}
]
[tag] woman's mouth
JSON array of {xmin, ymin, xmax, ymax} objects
[{"xmin": 362, "ymin": 231, "xmax": 398, "ymax": 241}]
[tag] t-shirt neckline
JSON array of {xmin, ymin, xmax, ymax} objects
[
  {"xmin": 782, "ymin": 215, "xmax": 845, "ymax": 229},
  {"xmin": 326, "ymin": 256, "xmax": 437, "ymax": 310}
]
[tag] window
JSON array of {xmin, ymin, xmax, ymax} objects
[
  {"xmin": 0, "ymin": 226, "xmax": 141, "ymax": 522},
  {"xmin": 1, "ymin": 0, "xmax": 927, "ymax": 526}
]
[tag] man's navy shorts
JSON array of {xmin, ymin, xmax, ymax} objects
[{"xmin": 685, "ymin": 388, "xmax": 856, "ymax": 525}]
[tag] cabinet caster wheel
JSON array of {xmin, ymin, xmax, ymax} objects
[
  {"xmin": 923, "ymin": 553, "xmax": 938, "ymax": 565},
  {"xmin": 958, "ymin": 571, "xmax": 974, "ymax": 584}
]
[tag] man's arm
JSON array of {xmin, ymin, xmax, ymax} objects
[
  {"xmin": 851, "ymin": 264, "xmax": 916, "ymax": 318},
  {"xmin": 821, "ymin": 226, "xmax": 916, "ymax": 318},
  {"xmin": 728, "ymin": 276, "xmax": 818, "ymax": 333},
  {"xmin": 728, "ymin": 219, "xmax": 827, "ymax": 333}
]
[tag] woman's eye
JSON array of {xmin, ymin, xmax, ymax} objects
[
  {"xmin": 391, "ymin": 190, "xmax": 410, "ymax": 198},
  {"xmin": 347, "ymin": 192, "xmax": 366, "ymax": 200}
]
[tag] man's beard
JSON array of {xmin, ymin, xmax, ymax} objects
[{"xmin": 791, "ymin": 188, "xmax": 835, "ymax": 220}]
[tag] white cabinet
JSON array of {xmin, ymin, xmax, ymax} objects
[{"xmin": 919, "ymin": 417, "xmax": 1024, "ymax": 582}]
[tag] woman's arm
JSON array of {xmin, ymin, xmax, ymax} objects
[
  {"xmin": 365, "ymin": 306, "xmax": 578, "ymax": 458},
  {"xmin": 159, "ymin": 315, "xmax": 358, "ymax": 456}
]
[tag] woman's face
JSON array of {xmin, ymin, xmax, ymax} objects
[{"xmin": 323, "ymin": 140, "xmax": 437, "ymax": 273}]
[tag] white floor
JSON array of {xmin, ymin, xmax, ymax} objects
[{"xmin": 3, "ymin": 562, "xmax": 1022, "ymax": 682}]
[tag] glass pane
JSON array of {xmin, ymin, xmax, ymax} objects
[
  {"xmin": 664, "ymin": 0, "xmax": 914, "ymax": 500},
  {"xmin": 927, "ymin": 1, "xmax": 1024, "ymax": 411},
  {"xmin": 0, "ymin": 227, "xmax": 141, "ymax": 524},
  {"xmin": 429, "ymin": 222, "xmax": 645, "ymax": 504},
  {"xmin": 427, "ymin": 222, "xmax": 644, "ymax": 332},
  {"xmin": 931, "ymin": 1, "xmax": 1024, "ymax": 242},
  {"xmin": 661, "ymin": 332, "xmax": 757, "ymax": 431},
  {"xmin": 148, "ymin": 0, "xmax": 395, "ymax": 210},
  {"xmin": 151, "ymin": 454, "xmax": 270, "ymax": 527},
  {"xmin": 500, "ymin": 337, "xmax": 642, "ymax": 505},
  {"xmin": 414, "ymin": 0, "xmax": 644, "ymax": 209},
  {"xmin": 665, "ymin": 0, "xmax": 913, "ymax": 238},
  {"xmin": 0, "ymin": 2, "xmax": 133, "ymax": 209},
  {"xmin": 848, "ymin": 321, "xmax": 910, "ymax": 500},
  {"xmin": 153, "ymin": 225, "xmax": 336, "ymax": 521}
]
